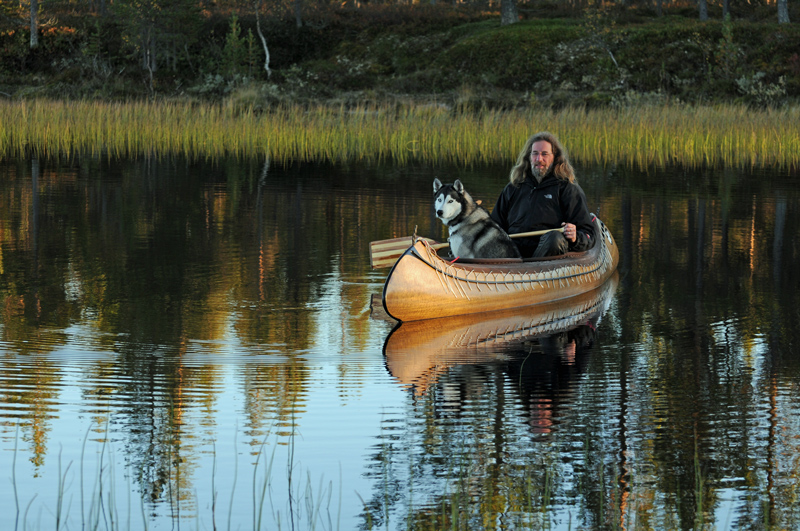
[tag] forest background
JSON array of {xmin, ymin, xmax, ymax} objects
[{"xmin": 1, "ymin": 0, "xmax": 799, "ymax": 110}]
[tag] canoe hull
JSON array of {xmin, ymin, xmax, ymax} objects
[
  {"xmin": 383, "ymin": 272, "xmax": 618, "ymax": 394},
  {"xmin": 382, "ymin": 218, "xmax": 619, "ymax": 322}
]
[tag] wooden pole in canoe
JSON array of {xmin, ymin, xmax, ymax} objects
[{"xmin": 370, "ymin": 228, "xmax": 564, "ymax": 269}]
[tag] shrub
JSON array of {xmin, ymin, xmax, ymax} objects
[{"xmin": 736, "ymin": 72, "xmax": 787, "ymax": 107}]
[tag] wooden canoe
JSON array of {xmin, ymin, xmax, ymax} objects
[
  {"xmin": 383, "ymin": 272, "xmax": 618, "ymax": 395},
  {"xmin": 381, "ymin": 217, "xmax": 619, "ymax": 322}
]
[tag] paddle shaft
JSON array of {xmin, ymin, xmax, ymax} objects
[
  {"xmin": 370, "ymin": 227, "xmax": 564, "ymax": 268},
  {"xmin": 428, "ymin": 227, "xmax": 564, "ymax": 251}
]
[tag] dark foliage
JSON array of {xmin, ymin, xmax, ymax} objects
[{"xmin": 0, "ymin": 1, "xmax": 798, "ymax": 107}]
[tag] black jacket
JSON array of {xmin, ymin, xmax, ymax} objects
[{"xmin": 489, "ymin": 171, "xmax": 596, "ymax": 258}]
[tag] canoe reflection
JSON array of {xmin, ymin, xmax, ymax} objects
[{"xmin": 383, "ymin": 273, "xmax": 618, "ymax": 431}]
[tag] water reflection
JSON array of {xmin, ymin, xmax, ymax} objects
[
  {"xmin": 365, "ymin": 278, "xmax": 615, "ymax": 528},
  {"xmin": 383, "ymin": 274, "xmax": 616, "ymax": 399},
  {"xmin": 2, "ymin": 155, "xmax": 800, "ymax": 529}
]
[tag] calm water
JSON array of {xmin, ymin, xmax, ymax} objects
[{"xmin": 1, "ymin": 155, "xmax": 800, "ymax": 530}]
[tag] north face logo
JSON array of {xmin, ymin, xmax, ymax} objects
[{"xmin": 544, "ymin": 194, "xmax": 553, "ymax": 199}]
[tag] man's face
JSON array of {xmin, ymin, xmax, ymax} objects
[{"xmin": 530, "ymin": 140, "xmax": 554, "ymax": 180}]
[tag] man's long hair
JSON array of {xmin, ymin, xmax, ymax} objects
[{"xmin": 509, "ymin": 131, "xmax": 576, "ymax": 185}]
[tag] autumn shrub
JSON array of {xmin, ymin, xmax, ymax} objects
[{"xmin": 329, "ymin": 3, "xmax": 486, "ymax": 38}]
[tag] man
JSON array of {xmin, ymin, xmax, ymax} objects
[{"xmin": 490, "ymin": 131, "xmax": 596, "ymax": 258}]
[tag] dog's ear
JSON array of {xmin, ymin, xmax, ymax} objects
[
  {"xmin": 433, "ymin": 178, "xmax": 442, "ymax": 194},
  {"xmin": 454, "ymin": 180, "xmax": 464, "ymax": 195}
]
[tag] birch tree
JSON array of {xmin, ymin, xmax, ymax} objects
[
  {"xmin": 778, "ymin": 0, "xmax": 790, "ymax": 24},
  {"xmin": 30, "ymin": 0, "xmax": 39, "ymax": 49},
  {"xmin": 501, "ymin": 0, "xmax": 518, "ymax": 26},
  {"xmin": 698, "ymin": 0, "xmax": 708, "ymax": 21},
  {"xmin": 254, "ymin": 0, "xmax": 272, "ymax": 78}
]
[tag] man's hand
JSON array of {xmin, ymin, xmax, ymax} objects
[{"xmin": 562, "ymin": 222, "xmax": 576, "ymax": 243}]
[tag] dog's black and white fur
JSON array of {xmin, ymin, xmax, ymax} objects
[{"xmin": 433, "ymin": 178, "xmax": 521, "ymax": 259}]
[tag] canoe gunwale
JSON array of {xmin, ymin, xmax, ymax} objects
[{"xmin": 406, "ymin": 241, "xmax": 611, "ymax": 287}]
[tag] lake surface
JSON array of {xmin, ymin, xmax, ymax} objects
[{"xmin": 1, "ymin": 155, "xmax": 799, "ymax": 530}]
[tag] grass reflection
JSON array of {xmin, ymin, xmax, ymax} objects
[
  {"xmin": 1, "ymin": 100, "xmax": 799, "ymax": 168},
  {"xmin": 11, "ymin": 420, "xmax": 342, "ymax": 531}
]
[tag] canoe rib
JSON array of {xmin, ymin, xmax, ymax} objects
[{"xmin": 382, "ymin": 218, "xmax": 619, "ymax": 322}]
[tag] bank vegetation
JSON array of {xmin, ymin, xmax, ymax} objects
[
  {"xmin": 2, "ymin": 99, "xmax": 798, "ymax": 167},
  {"xmin": 1, "ymin": 0, "xmax": 799, "ymax": 109}
]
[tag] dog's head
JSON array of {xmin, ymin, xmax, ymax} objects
[{"xmin": 433, "ymin": 178, "xmax": 468, "ymax": 225}]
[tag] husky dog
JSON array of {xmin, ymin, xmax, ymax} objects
[{"xmin": 433, "ymin": 178, "xmax": 521, "ymax": 259}]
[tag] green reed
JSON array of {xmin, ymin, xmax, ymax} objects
[{"xmin": 1, "ymin": 99, "xmax": 799, "ymax": 167}]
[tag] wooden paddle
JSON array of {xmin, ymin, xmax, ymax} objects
[{"xmin": 370, "ymin": 227, "xmax": 564, "ymax": 269}]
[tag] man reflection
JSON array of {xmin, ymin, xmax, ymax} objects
[
  {"xmin": 506, "ymin": 319, "xmax": 597, "ymax": 434},
  {"xmin": 387, "ymin": 316, "xmax": 599, "ymax": 434}
]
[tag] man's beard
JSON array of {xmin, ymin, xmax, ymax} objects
[{"xmin": 531, "ymin": 163, "xmax": 551, "ymax": 182}]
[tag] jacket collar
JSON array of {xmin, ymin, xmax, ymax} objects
[{"xmin": 522, "ymin": 170, "xmax": 558, "ymax": 189}]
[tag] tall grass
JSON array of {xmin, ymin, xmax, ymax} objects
[{"xmin": 1, "ymin": 99, "xmax": 799, "ymax": 168}]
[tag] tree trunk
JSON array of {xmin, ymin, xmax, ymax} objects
[
  {"xmin": 142, "ymin": 28, "xmax": 157, "ymax": 73},
  {"xmin": 655, "ymin": 0, "xmax": 663, "ymax": 17},
  {"xmin": 722, "ymin": 0, "xmax": 729, "ymax": 19},
  {"xmin": 294, "ymin": 0, "xmax": 302, "ymax": 28},
  {"xmin": 254, "ymin": 0, "xmax": 272, "ymax": 78},
  {"xmin": 500, "ymin": 0, "xmax": 518, "ymax": 26},
  {"xmin": 698, "ymin": 0, "xmax": 708, "ymax": 21},
  {"xmin": 777, "ymin": 0, "xmax": 790, "ymax": 23},
  {"xmin": 29, "ymin": 0, "xmax": 39, "ymax": 49}
]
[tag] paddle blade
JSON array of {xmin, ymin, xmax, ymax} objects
[
  {"xmin": 370, "ymin": 237, "xmax": 414, "ymax": 269},
  {"xmin": 370, "ymin": 237, "xmax": 441, "ymax": 269}
]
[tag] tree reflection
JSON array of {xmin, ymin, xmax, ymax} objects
[
  {"xmin": 0, "ymin": 154, "xmax": 437, "ymax": 515},
  {"xmin": 603, "ymin": 163, "xmax": 800, "ymax": 529},
  {"xmin": 1, "ymin": 156, "xmax": 800, "ymax": 527}
]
